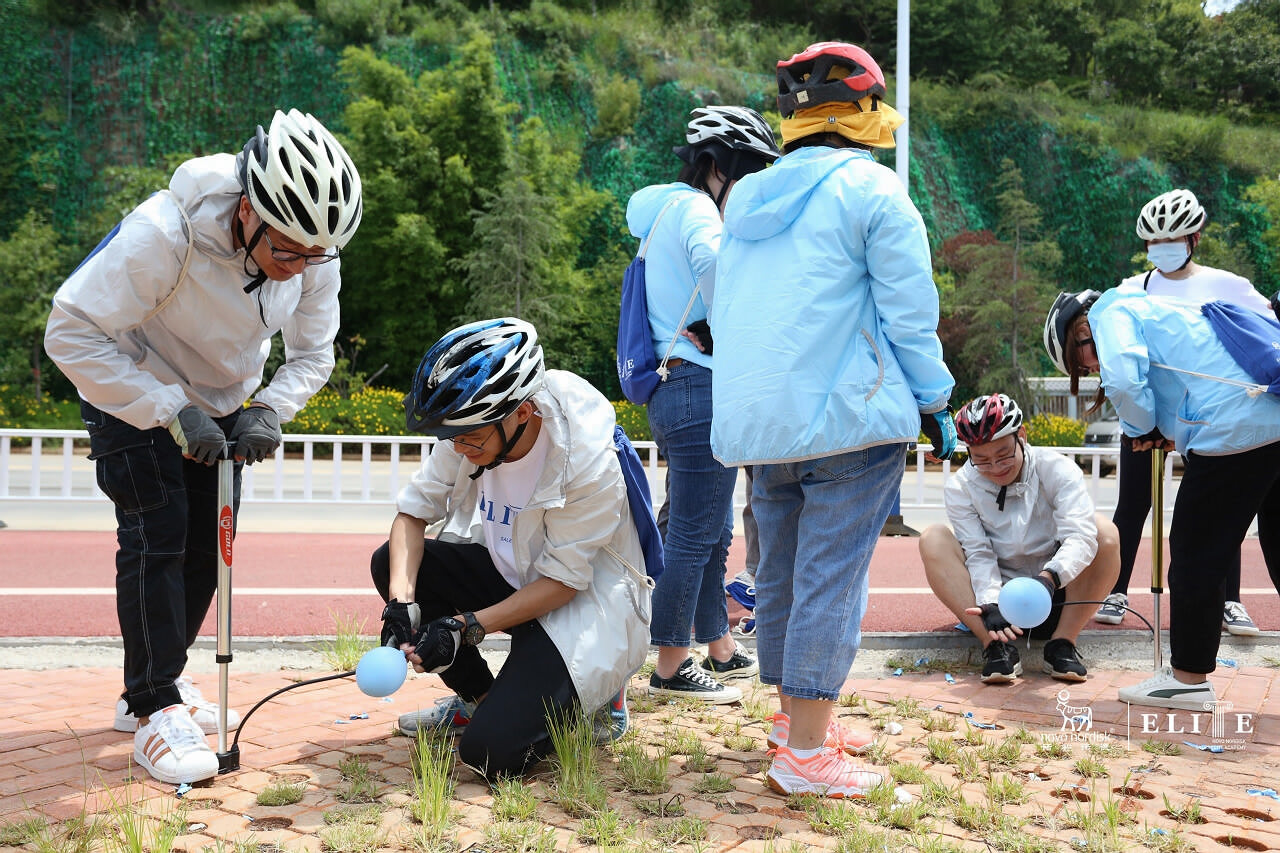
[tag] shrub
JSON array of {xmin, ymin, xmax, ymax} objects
[
  {"xmin": 1025, "ymin": 413, "xmax": 1084, "ymax": 448},
  {"xmin": 290, "ymin": 387, "xmax": 407, "ymax": 436},
  {"xmin": 0, "ymin": 386, "xmax": 81, "ymax": 430},
  {"xmin": 612, "ymin": 400, "xmax": 650, "ymax": 441}
]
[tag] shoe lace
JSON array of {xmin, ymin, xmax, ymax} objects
[
  {"xmin": 678, "ymin": 661, "xmax": 722, "ymax": 689},
  {"xmin": 152, "ymin": 710, "xmax": 204, "ymax": 752},
  {"xmin": 174, "ymin": 676, "xmax": 215, "ymax": 709},
  {"xmin": 1103, "ymin": 593, "xmax": 1126, "ymax": 608},
  {"xmin": 1224, "ymin": 601, "xmax": 1250, "ymax": 621}
]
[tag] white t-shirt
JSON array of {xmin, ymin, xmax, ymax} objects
[
  {"xmin": 1118, "ymin": 266, "xmax": 1271, "ymax": 313},
  {"xmin": 478, "ymin": 422, "xmax": 550, "ymax": 589}
]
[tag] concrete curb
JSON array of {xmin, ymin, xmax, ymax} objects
[{"xmin": 5, "ymin": 631, "xmax": 1278, "ymax": 676}]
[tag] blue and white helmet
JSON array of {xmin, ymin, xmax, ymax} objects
[{"xmin": 405, "ymin": 318, "xmax": 545, "ymax": 437}]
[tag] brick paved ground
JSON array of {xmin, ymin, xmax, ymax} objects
[{"xmin": 2, "ymin": 657, "xmax": 1277, "ymax": 852}]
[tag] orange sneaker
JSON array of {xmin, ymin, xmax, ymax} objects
[
  {"xmin": 767, "ymin": 711, "xmax": 874, "ymax": 755},
  {"xmin": 766, "ymin": 745, "xmax": 882, "ymax": 798}
]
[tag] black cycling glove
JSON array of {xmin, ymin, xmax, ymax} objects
[
  {"xmin": 976, "ymin": 603, "xmax": 1012, "ymax": 634},
  {"xmin": 685, "ymin": 319, "xmax": 714, "ymax": 355},
  {"xmin": 413, "ymin": 617, "xmax": 464, "ymax": 673},
  {"xmin": 380, "ymin": 601, "xmax": 421, "ymax": 648}
]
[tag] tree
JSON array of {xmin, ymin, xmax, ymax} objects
[
  {"xmin": 458, "ymin": 174, "xmax": 561, "ymax": 324},
  {"xmin": 0, "ymin": 210, "xmax": 69, "ymax": 399},
  {"xmin": 336, "ymin": 32, "xmax": 515, "ymax": 386},
  {"xmin": 947, "ymin": 160, "xmax": 1062, "ymax": 400}
]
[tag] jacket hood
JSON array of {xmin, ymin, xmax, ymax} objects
[
  {"xmin": 168, "ymin": 153, "xmax": 243, "ymax": 259},
  {"xmin": 626, "ymin": 183, "xmax": 700, "ymax": 240},
  {"xmin": 724, "ymin": 147, "xmax": 869, "ymax": 241}
]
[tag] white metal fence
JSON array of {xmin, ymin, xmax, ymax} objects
[{"xmin": 1, "ymin": 428, "xmax": 1172, "ymax": 515}]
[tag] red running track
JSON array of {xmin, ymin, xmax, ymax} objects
[{"xmin": 0, "ymin": 530, "xmax": 1273, "ymax": 637}]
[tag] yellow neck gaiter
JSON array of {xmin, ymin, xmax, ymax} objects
[{"xmin": 781, "ymin": 98, "xmax": 904, "ymax": 149}]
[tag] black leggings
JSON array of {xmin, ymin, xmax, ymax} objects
[
  {"xmin": 370, "ymin": 539, "xmax": 579, "ymax": 779},
  {"xmin": 1111, "ymin": 442, "xmax": 1241, "ymax": 600},
  {"xmin": 1166, "ymin": 442, "xmax": 1280, "ymax": 674}
]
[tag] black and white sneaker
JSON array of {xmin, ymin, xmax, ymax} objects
[
  {"xmin": 1042, "ymin": 637, "xmax": 1088, "ymax": 682},
  {"xmin": 1223, "ymin": 601, "xmax": 1260, "ymax": 637},
  {"xmin": 980, "ymin": 641, "xmax": 1022, "ymax": 683},
  {"xmin": 649, "ymin": 658, "xmax": 742, "ymax": 704},
  {"xmin": 1093, "ymin": 593, "xmax": 1127, "ymax": 625},
  {"xmin": 699, "ymin": 642, "xmax": 759, "ymax": 682}
]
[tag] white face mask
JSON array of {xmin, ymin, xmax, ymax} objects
[{"xmin": 1147, "ymin": 242, "xmax": 1190, "ymax": 273}]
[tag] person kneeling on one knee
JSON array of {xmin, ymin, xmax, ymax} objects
[{"xmin": 918, "ymin": 394, "xmax": 1120, "ymax": 684}]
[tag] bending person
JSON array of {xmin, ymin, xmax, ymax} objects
[
  {"xmin": 1096, "ymin": 189, "xmax": 1271, "ymax": 636},
  {"xmin": 372, "ymin": 318, "xmax": 652, "ymax": 778},
  {"xmin": 45, "ymin": 110, "xmax": 361, "ymax": 785},
  {"xmin": 1044, "ymin": 289, "xmax": 1280, "ymax": 710}
]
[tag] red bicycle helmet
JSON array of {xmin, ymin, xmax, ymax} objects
[
  {"xmin": 776, "ymin": 42, "xmax": 887, "ymax": 118},
  {"xmin": 955, "ymin": 394, "xmax": 1024, "ymax": 446}
]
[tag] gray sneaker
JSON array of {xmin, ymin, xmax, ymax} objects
[
  {"xmin": 398, "ymin": 695, "xmax": 477, "ymax": 736},
  {"xmin": 1094, "ymin": 593, "xmax": 1127, "ymax": 625},
  {"xmin": 649, "ymin": 658, "xmax": 742, "ymax": 704}
]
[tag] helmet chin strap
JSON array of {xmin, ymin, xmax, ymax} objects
[
  {"xmin": 467, "ymin": 418, "xmax": 530, "ymax": 480},
  {"xmin": 235, "ymin": 217, "xmax": 270, "ymax": 294}
]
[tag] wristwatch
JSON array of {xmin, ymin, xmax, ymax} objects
[
  {"xmin": 1041, "ymin": 569, "xmax": 1062, "ymax": 590},
  {"xmin": 460, "ymin": 611, "xmax": 486, "ymax": 647}
]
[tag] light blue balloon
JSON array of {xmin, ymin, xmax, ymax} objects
[
  {"xmin": 998, "ymin": 576, "xmax": 1052, "ymax": 628},
  {"xmin": 355, "ymin": 645, "xmax": 408, "ymax": 697}
]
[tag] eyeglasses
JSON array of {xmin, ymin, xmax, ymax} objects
[
  {"xmin": 970, "ymin": 447, "xmax": 1020, "ymax": 470},
  {"xmin": 449, "ymin": 426, "xmax": 496, "ymax": 453},
  {"xmin": 262, "ymin": 230, "xmax": 339, "ymax": 265}
]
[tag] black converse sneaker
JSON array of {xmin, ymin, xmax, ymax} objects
[
  {"xmin": 649, "ymin": 657, "xmax": 742, "ymax": 704},
  {"xmin": 980, "ymin": 640, "xmax": 1022, "ymax": 683},
  {"xmin": 699, "ymin": 641, "xmax": 759, "ymax": 681}
]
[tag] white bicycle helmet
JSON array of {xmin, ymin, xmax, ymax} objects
[
  {"xmin": 955, "ymin": 394, "xmax": 1024, "ymax": 446},
  {"xmin": 682, "ymin": 106, "xmax": 781, "ymax": 163},
  {"xmin": 1135, "ymin": 189, "xmax": 1205, "ymax": 241},
  {"xmin": 1043, "ymin": 290, "xmax": 1102, "ymax": 375},
  {"xmin": 406, "ymin": 318, "xmax": 545, "ymax": 438},
  {"xmin": 238, "ymin": 109, "xmax": 363, "ymax": 250}
]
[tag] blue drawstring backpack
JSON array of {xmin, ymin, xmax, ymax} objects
[
  {"xmin": 1202, "ymin": 300, "xmax": 1280, "ymax": 396},
  {"xmin": 613, "ymin": 425, "xmax": 664, "ymax": 580},
  {"xmin": 616, "ymin": 248, "xmax": 663, "ymax": 405},
  {"xmin": 616, "ymin": 199, "xmax": 700, "ymax": 405}
]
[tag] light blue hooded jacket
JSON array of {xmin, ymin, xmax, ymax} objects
[
  {"xmin": 709, "ymin": 146, "xmax": 954, "ymax": 465},
  {"xmin": 1091, "ymin": 288, "xmax": 1280, "ymax": 455},
  {"xmin": 625, "ymin": 183, "xmax": 720, "ymax": 369}
]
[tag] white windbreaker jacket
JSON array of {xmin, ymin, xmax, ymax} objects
[
  {"xmin": 45, "ymin": 153, "xmax": 339, "ymax": 429},
  {"xmin": 395, "ymin": 371, "xmax": 654, "ymax": 712},
  {"xmin": 944, "ymin": 445, "xmax": 1098, "ymax": 606}
]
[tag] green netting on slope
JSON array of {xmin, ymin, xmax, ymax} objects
[
  {"xmin": 0, "ymin": 4, "xmax": 349, "ymax": 238},
  {"xmin": 908, "ymin": 116, "xmax": 1274, "ymax": 291}
]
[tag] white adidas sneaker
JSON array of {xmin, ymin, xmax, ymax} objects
[
  {"xmin": 133, "ymin": 704, "xmax": 219, "ymax": 785},
  {"xmin": 115, "ymin": 676, "xmax": 240, "ymax": 734}
]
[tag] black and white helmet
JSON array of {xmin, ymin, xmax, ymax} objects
[
  {"xmin": 1043, "ymin": 290, "xmax": 1102, "ymax": 375},
  {"xmin": 238, "ymin": 109, "xmax": 363, "ymax": 250},
  {"xmin": 406, "ymin": 318, "xmax": 545, "ymax": 438},
  {"xmin": 683, "ymin": 106, "xmax": 781, "ymax": 163},
  {"xmin": 1136, "ymin": 189, "xmax": 1205, "ymax": 241}
]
